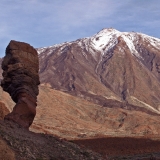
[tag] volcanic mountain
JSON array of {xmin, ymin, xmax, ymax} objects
[{"xmin": 37, "ymin": 28, "xmax": 160, "ymax": 115}]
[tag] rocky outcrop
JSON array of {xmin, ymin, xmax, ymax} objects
[
  {"xmin": 0, "ymin": 101, "xmax": 10, "ymax": 120},
  {"xmin": 1, "ymin": 40, "xmax": 40, "ymax": 128},
  {"xmin": 0, "ymin": 58, "xmax": 3, "ymax": 81}
]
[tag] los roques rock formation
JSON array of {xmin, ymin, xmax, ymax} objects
[
  {"xmin": 0, "ymin": 28, "xmax": 160, "ymax": 139},
  {"xmin": 1, "ymin": 40, "xmax": 40, "ymax": 128}
]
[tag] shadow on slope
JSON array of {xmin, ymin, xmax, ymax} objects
[
  {"xmin": 0, "ymin": 120, "xmax": 104, "ymax": 160},
  {"xmin": 73, "ymin": 136, "xmax": 160, "ymax": 159}
]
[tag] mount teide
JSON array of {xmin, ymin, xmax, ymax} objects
[{"xmin": 37, "ymin": 28, "xmax": 160, "ymax": 115}]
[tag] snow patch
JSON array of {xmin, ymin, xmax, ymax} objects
[
  {"xmin": 121, "ymin": 34, "xmax": 143, "ymax": 59},
  {"xmin": 140, "ymin": 33, "xmax": 160, "ymax": 49},
  {"xmin": 90, "ymin": 28, "xmax": 121, "ymax": 55},
  {"xmin": 131, "ymin": 96, "xmax": 160, "ymax": 114}
]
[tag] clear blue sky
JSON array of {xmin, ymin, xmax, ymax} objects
[{"xmin": 0, "ymin": 0, "xmax": 160, "ymax": 57}]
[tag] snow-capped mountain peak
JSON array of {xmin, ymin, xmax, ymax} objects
[
  {"xmin": 37, "ymin": 28, "xmax": 160, "ymax": 62},
  {"xmin": 87, "ymin": 28, "xmax": 160, "ymax": 59},
  {"xmin": 89, "ymin": 28, "xmax": 121, "ymax": 54}
]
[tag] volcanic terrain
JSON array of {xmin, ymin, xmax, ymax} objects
[
  {"xmin": 37, "ymin": 28, "xmax": 160, "ymax": 115},
  {"xmin": 1, "ymin": 28, "xmax": 160, "ymax": 159}
]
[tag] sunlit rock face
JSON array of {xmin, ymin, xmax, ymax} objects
[{"xmin": 1, "ymin": 40, "xmax": 40, "ymax": 128}]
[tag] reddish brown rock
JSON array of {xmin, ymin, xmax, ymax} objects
[
  {"xmin": 1, "ymin": 40, "xmax": 40, "ymax": 128},
  {"xmin": 0, "ymin": 101, "xmax": 10, "ymax": 120}
]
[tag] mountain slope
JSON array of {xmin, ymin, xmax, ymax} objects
[
  {"xmin": 37, "ymin": 28, "xmax": 160, "ymax": 114},
  {"xmin": 1, "ymin": 85, "xmax": 160, "ymax": 140},
  {"xmin": 32, "ymin": 85, "xmax": 160, "ymax": 139}
]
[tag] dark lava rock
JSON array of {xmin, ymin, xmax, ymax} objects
[
  {"xmin": 1, "ymin": 40, "xmax": 40, "ymax": 128},
  {"xmin": 0, "ymin": 120, "xmax": 104, "ymax": 160}
]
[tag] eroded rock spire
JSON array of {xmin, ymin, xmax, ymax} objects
[{"xmin": 1, "ymin": 40, "xmax": 40, "ymax": 128}]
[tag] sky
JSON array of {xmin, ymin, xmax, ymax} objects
[{"xmin": 0, "ymin": 0, "xmax": 160, "ymax": 57}]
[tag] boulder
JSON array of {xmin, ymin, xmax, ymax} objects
[{"xmin": 1, "ymin": 40, "xmax": 40, "ymax": 128}]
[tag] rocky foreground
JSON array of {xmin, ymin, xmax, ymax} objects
[
  {"xmin": 1, "ymin": 98, "xmax": 160, "ymax": 160},
  {"xmin": 0, "ymin": 120, "xmax": 104, "ymax": 160},
  {"xmin": 1, "ymin": 119, "xmax": 160, "ymax": 160}
]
